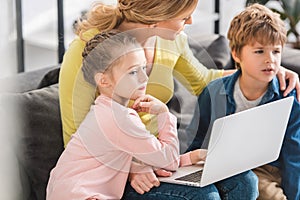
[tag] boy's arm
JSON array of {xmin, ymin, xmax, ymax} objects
[
  {"xmin": 280, "ymin": 96, "xmax": 300, "ymax": 199},
  {"xmin": 186, "ymin": 87, "xmax": 213, "ymax": 152}
]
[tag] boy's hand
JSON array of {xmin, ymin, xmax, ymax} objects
[{"xmin": 132, "ymin": 94, "xmax": 168, "ymax": 114}]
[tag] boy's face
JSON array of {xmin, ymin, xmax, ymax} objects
[
  {"xmin": 110, "ymin": 50, "xmax": 148, "ymax": 102},
  {"xmin": 234, "ymin": 41, "xmax": 282, "ymax": 84}
]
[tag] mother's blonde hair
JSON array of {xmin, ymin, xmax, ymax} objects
[{"xmin": 76, "ymin": 0, "xmax": 198, "ymax": 37}]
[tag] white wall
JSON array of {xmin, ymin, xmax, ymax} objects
[
  {"xmin": 1, "ymin": 0, "xmax": 247, "ymax": 77},
  {"xmin": 22, "ymin": 0, "xmax": 103, "ymax": 71},
  {"xmin": 219, "ymin": 0, "xmax": 246, "ymax": 36},
  {"xmin": 0, "ymin": 0, "xmax": 17, "ymax": 78}
]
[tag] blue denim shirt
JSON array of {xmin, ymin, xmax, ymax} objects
[{"xmin": 187, "ymin": 70, "xmax": 300, "ymax": 199}]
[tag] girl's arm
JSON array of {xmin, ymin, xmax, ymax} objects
[{"xmin": 180, "ymin": 149, "xmax": 207, "ymax": 167}]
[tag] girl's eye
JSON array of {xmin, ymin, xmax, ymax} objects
[
  {"xmin": 142, "ymin": 66, "xmax": 147, "ymax": 71},
  {"xmin": 129, "ymin": 70, "xmax": 138, "ymax": 75}
]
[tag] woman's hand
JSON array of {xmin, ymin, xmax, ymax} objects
[
  {"xmin": 132, "ymin": 94, "xmax": 168, "ymax": 114},
  {"xmin": 190, "ymin": 149, "xmax": 207, "ymax": 164},
  {"xmin": 277, "ymin": 66, "xmax": 300, "ymax": 101}
]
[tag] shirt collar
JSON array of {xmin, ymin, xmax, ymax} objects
[{"xmin": 220, "ymin": 69, "xmax": 280, "ymax": 104}]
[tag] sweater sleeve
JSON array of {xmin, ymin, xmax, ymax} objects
[
  {"xmin": 99, "ymin": 110, "xmax": 180, "ymax": 171},
  {"xmin": 59, "ymin": 29, "xmax": 99, "ymax": 145},
  {"xmin": 179, "ymin": 152, "xmax": 193, "ymax": 167},
  {"xmin": 173, "ymin": 33, "xmax": 223, "ymax": 96}
]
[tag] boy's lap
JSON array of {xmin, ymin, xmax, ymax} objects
[{"xmin": 253, "ymin": 165, "xmax": 287, "ymax": 200}]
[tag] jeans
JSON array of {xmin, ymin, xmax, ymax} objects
[{"xmin": 121, "ymin": 170, "xmax": 258, "ymax": 200}]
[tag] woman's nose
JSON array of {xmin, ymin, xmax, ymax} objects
[{"xmin": 185, "ymin": 16, "xmax": 193, "ymax": 25}]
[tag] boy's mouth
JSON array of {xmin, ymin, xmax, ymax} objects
[{"xmin": 262, "ymin": 68, "xmax": 274, "ymax": 72}]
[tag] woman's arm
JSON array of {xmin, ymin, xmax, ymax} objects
[{"xmin": 276, "ymin": 67, "xmax": 300, "ymax": 101}]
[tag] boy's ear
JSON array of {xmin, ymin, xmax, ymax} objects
[
  {"xmin": 231, "ymin": 50, "xmax": 241, "ymax": 63},
  {"xmin": 94, "ymin": 73, "xmax": 111, "ymax": 88}
]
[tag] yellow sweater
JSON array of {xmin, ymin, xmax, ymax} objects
[{"xmin": 59, "ymin": 29, "xmax": 223, "ymax": 145}]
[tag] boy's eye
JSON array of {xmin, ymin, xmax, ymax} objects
[
  {"xmin": 273, "ymin": 50, "xmax": 281, "ymax": 54},
  {"xmin": 142, "ymin": 66, "xmax": 147, "ymax": 71},
  {"xmin": 254, "ymin": 50, "xmax": 264, "ymax": 54}
]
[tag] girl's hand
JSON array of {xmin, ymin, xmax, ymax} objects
[
  {"xmin": 132, "ymin": 94, "xmax": 168, "ymax": 114},
  {"xmin": 154, "ymin": 168, "xmax": 173, "ymax": 177},
  {"xmin": 129, "ymin": 171, "xmax": 160, "ymax": 194},
  {"xmin": 277, "ymin": 66, "xmax": 300, "ymax": 101},
  {"xmin": 190, "ymin": 149, "xmax": 207, "ymax": 165}
]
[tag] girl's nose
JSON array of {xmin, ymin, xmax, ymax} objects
[{"xmin": 139, "ymin": 69, "xmax": 148, "ymax": 83}]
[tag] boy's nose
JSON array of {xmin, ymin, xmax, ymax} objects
[{"xmin": 265, "ymin": 53, "xmax": 275, "ymax": 63}]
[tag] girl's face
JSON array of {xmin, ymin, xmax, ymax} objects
[
  {"xmin": 155, "ymin": 5, "xmax": 196, "ymax": 40},
  {"xmin": 233, "ymin": 41, "xmax": 282, "ymax": 84},
  {"xmin": 110, "ymin": 50, "xmax": 148, "ymax": 105}
]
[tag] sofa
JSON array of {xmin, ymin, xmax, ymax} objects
[{"xmin": 0, "ymin": 34, "xmax": 299, "ymax": 200}]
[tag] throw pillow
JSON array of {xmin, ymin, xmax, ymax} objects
[
  {"xmin": 0, "ymin": 84, "xmax": 64, "ymax": 200},
  {"xmin": 189, "ymin": 35, "xmax": 233, "ymax": 70},
  {"xmin": 37, "ymin": 67, "xmax": 61, "ymax": 89}
]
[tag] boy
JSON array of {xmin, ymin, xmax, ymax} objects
[{"xmin": 187, "ymin": 3, "xmax": 300, "ymax": 200}]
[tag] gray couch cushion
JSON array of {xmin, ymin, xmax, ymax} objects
[
  {"xmin": 0, "ymin": 66, "xmax": 59, "ymax": 94},
  {"xmin": 37, "ymin": 67, "xmax": 60, "ymax": 89},
  {"xmin": 0, "ymin": 84, "xmax": 64, "ymax": 200},
  {"xmin": 282, "ymin": 47, "xmax": 300, "ymax": 76},
  {"xmin": 189, "ymin": 35, "xmax": 232, "ymax": 70}
]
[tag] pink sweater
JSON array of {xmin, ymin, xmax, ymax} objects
[{"xmin": 46, "ymin": 96, "xmax": 191, "ymax": 200}]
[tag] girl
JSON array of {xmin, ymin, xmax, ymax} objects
[{"xmin": 47, "ymin": 31, "xmax": 206, "ymax": 200}]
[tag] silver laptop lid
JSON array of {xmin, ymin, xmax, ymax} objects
[{"xmin": 200, "ymin": 97, "xmax": 294, "ymax": 187}]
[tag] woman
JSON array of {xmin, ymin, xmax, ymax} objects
[{"xmin": 58, "ymin": 0, "xmax": 297, "ymax": 198}]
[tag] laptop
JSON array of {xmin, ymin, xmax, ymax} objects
[{"xmin": 159, "ymin": 97, "xmax": 294, "ymax": 187}]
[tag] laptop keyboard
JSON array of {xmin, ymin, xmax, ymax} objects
[{"xmin": 175, "ymin": 170, "xmax": 203, "ymax": 183}]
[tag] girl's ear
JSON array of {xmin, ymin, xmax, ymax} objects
[
  {"xmin": 231, "ymin": 50, "xmax": 241, "ymax": 63},
  {"xmin": 94, "ymin": 73, "xmax": 111, "ymax": 88}
]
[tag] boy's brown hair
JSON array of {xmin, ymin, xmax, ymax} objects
[{"xmin": 227, "ymin": 3, "xmax": 287, "ymax": 68}]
